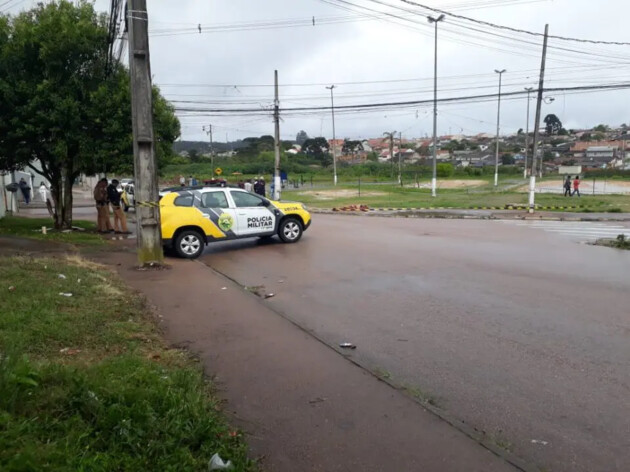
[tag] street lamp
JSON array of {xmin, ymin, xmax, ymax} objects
[
  {"xmin": 494, "ymin": 69, "xmax": 506, "ymax": 187},
  {"xmin": 428, "ymin": 14, "xmax": 445, "ymax": 197},
  {"xmin": 326, "ymin": 85, "xmax": 338, "ymax": 186},
  {"xmin": 523, "ymin": 87, "xmax": 534, "ymax": 179}
]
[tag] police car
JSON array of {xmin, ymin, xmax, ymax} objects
[{"xmin": 161, "ymin": 187, "xmax": 312, "ymax": 259}]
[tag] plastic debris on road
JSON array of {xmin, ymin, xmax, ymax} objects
[
  {"xmin": 263, "ymin": 293, "xmax": 275, "ymax": 299},
  {"xmin": 208, "ymin": 453, "xmax": 233, "ymax": 470},
  {"xmin": 58, "ymin": 274, "xmax": 66, "ymax": 279},
  {"xmin": 339, "ymin": 342, "xmax": 356, "ymax": 349},
  {"xmin": 58, "ymin": 292, "xmax": 73, "ymax": 297},
  {"xmin": 531, "ymin": 439, "xmax": 549, "ymax": 445},
  {"xmin": 221, "ymin": 287, "xmax": 227, "ymax": 290}
]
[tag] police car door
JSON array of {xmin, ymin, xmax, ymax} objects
[
  {"xmin": 229, "ymin": 189, "xmax": 276, "ymax": 236},
  {"xmin": 198, "ymin": 190, "xmax": 238, "ymax": 238}
]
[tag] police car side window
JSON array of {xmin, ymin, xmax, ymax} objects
[
  {"xmin": 174, "ymin": 194, "xmax": 193, "ymax": 207},
  {"xmin": 231, "ymin": 191, "xmax": 264, "ymax": 208},
  {"xmin": 201, "ymin": 191, "xmax": 229, "ymax": 208}
]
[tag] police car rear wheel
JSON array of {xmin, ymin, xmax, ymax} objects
[
  {"xmin": 175, "ymin": 230, "xmax": 204, "ymax": 259},
  {"xmin": 278, "ymin": 218, "xmax": 302, "ymax": 243}
]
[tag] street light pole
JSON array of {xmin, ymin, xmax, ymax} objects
[
  {"xmin": 494, "ymin": 69, "xmax": 506, "ymax": 187},
  {"xmin": 524, "ymin": 87, "xmax": 533, "ymax": 179},
  {"xmin": 326, "ymin": 85, "xmax": 338, "ymax": 186},
  {"xmin": 428, "ymin": 14, "xmax": 445, "ymax": 197}
]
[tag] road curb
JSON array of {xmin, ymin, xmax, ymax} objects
[
  {"xmin": 201, "ymin": 260, "xmax": 541, "ymax": 472},
  {"xmin": 312, "ymin": 208, "xmax": 630, "ymax": 222}
]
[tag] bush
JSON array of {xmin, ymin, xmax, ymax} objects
[{"xmin": 436, "ymin": 163, "xmax": 454, "ymax": 178}]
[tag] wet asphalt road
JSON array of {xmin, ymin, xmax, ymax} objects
[{"xmin": 199, "ymin": 215, "xmax": 630, "ymax": 472}]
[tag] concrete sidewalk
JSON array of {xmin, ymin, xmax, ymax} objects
[{"xmin": 99, "ymin": 251, "xmax": 524, "ymax": 472}]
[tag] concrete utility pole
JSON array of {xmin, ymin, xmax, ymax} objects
[
  {"xmin": 326, "ymin": 85, "xmax": 338, "ymax": 186},
  {"xmin": 529, "ymin": 24, "xmax": 549, "ymax": 213},
  {"xmin": 494, "ymin": 69, "xmax": 506, "ymax": 187},
  {"xmin": 127, "ymin": 0, "xmax": 162, "ymax": 265},
  {"xmin": 523, "ymin": 87, "xmax": 534, "ymax": 179},
  {"xmin": 273, "ymin": 70, "xmax": 282, "ymax": 200},
  {"xmin": 428, "ymin": 14, "xmax": 445, "ymax": 197},
  {"xmin": 398, "ymin": 131, "xmax": 403, "ymax": 185},
  {"xmin": 203, "ymin": 125, "xmax": 214, "ymax": 177}
]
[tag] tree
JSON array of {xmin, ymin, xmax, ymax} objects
[
  {"xmin": 517, "ymin": 128, "xmax": 524, "ymax": 135},
  {"xmin": 543, "ymin": 151, "xmax": 555, "ymax": 162},
  {"xmin": 580, "ymin": 133, "xmax": 592, "ymax": 141},
  {"xmin": 342, "ymin": 139, "xmax": 363, "ymax": 155},
  {"xmin": 543, "ymin": 114, "xmax": 563, "ymax": 136},
  {"xmin": 0, "ymin": 1, "xmax": 179, "ymax": 229},
  {"xmin": 593, "ymin": 124, "xmax": 609, "ymax": 133},
  {"xmin": 501, "ymin": 154, "xmax": 515, "ymax": 165},
  {"xmin": 188, "ymin": 149, "xmax": 200, "ymax": 163},
  {"xmin": 558, "ymin": 128, "xmax": 569, "ymax": 136},
  {"xmin": 302, "ymin": 137, "xmax": 329, "ymax": 159},
  {"xmin": 296, "ymin": 130, "xmax": 309, "ymax": 145}
]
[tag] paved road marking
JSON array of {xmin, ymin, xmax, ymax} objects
[{"xmin": 502, "ymin": 220, "xmax": 630, "ymax": 242}]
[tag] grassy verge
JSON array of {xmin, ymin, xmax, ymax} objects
[
  {"xmin": 0, "ymin": 217, "xmax": 104, "ymax": 246},
  {"xmin": 282, "ymin": 184, "xmax": 630, "ymax": 212},
  {"xmin": 594, "ymin": 234, "xmax": 630, "ymax": 250},
  {"xmin": 0, "ymin": 255, "xmax": 253, "ymax": 471}
]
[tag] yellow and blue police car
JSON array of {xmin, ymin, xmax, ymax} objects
[{"xmin": 160, "ymin": 187, "xmax": 312, "ymax": 259}]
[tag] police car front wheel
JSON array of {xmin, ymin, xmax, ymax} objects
[
  {"xmin": 278, "ymin": 218, "xmax": 303, "ymax": 243},
  {"xmin": 175, "ymin": 230, "xmax": 205, "ymax": 259}
]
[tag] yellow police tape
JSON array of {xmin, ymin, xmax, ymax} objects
[{"xmin": 135, "ymin": 201, "xmax": 160, "ymax": 208}]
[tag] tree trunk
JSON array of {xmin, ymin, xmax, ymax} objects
[
  {"xmin": 61, "ymin": 169, "xmax": 74, "ymax": 229},
  {"xmin": 51, "ymin": 169, "xmax": 74, "ymax": 230}
]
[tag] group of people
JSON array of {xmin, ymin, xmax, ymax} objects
[
  {"xmin": 239, "ymin": 178, "xmax": 266, "ymax": 197},
  {"xmin": 563, "ymin": 175, "xmax": 581, "ymax": 197},
  {"xmin": 179, "ymin": 175, "xmax": 198, "ymax": 187},
  {"xmin": 93, "ymin": 178, "xmax": 129, "ymax": 234}
]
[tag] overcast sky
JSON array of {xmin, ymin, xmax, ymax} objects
[{"xmin": 8, "ymin": 0, "xmax": 630, "ymax": 142}]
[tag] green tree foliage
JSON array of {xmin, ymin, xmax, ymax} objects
[
  {"xmin": 0, "ymin": 1, "xmax": 179, "ymax": 228},
  {"xmin": 593, "ymin": 124, "xmax": 609, "ymax": 132},
  {"xmin": 342, "ymin": 139, "xmax": 363, "ymax": 155},
  {"xmin": 436, "ymin": 163, "xmax": 454, "ymax": 177},
  {"xmin": 543, "ymin": 114, "xmax": 563, "ymax": 136},
  {"xmin": 302, "ymin": 137, "xmax": 329, "ymax": 158},
  {"xmin": 580, "ymin": 133, "xmax": 592, "ymax": 141},
  {"xmin": 295, "ymin": 130, "xmax": 309, "ymax": 145}
]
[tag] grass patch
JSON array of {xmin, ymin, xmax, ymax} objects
[
  {"xmin": 282, "ymin": 184, "xmax": 630, "ymax": 212},
  {"xmin": 0, "ymin": 256, "xmax": 254, "ymax": 471},
  {"xmin": 402, "ymin": 384, "xmax": 441, "ymax": 408},
  {"xmin": 0, "ymin": 217, "xmax": 104, "ymax": 246},
  {"xmin": 594, "ymin": 234, "xmax": 630, "ymax": 250}
]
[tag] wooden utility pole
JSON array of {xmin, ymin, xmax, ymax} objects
[
  {"xmin": 528, "ymin": 24, "xmax": 549, "ymax": 213},
  {"xmin": 127, "ymin": 0, "xmax": 163, "ymax": 264},
  {"xmin": 273, "ymin": 70, "xmax": 281, "ymax": 200},
  {"xmin": 523, "ymin": 87, "xmax": 534, "ymax": 179},
  {"xmin": 203, "ymin": 125, "xmax": 214, "ymax": 176}
]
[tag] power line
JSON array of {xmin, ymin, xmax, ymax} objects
[
  {"xmin": 397, "ymin": 0, "xmax": 630, "ymax": 45},
  {"xmin": 172, "ymin": 82, "xmax": 630, "ymax": 115}
]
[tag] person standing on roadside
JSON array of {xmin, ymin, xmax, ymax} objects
[
  {"xmin": 107, "ymin": 179, "xmax": 128, "ymax": 234},
  {"xmin": 244, "ymin": 179, "xmax": 253, "ymax": 193},
  {"xmin": 94, "ymin": 178, "xmax": 113, "ymax": 233},
  {"xmin": 573, "ymin": 175, "xmax": 581, "ymax": 197},
  {"xmin": 179, "ymin": 175, "xmax": 185, "ymax": 186},
  {"xmin": 564, "ymin": 175, "xmax": 572, "ymax": 197},
  {"xmin": 38, "ymin": 182, "xmax": 48, "ymax": 202},
  {"xmin": 19, "ymin": 178, "xmax": 31, "ymax": 204}
]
